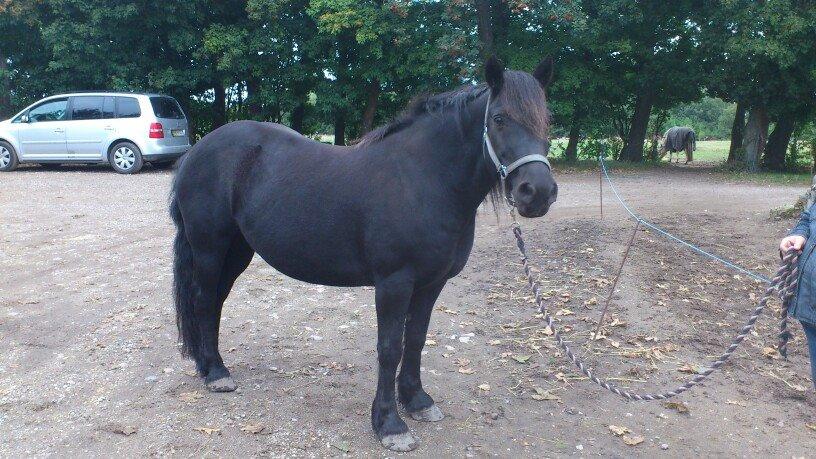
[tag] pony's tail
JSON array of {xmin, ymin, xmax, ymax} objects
[{"xmin": 170, "ymin": 194, "xmax": 200, "ymax": 360}]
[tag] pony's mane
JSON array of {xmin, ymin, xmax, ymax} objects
[
  {"xmin": 354, "ymin": 85, "xmax": 488, "ymax": 147},
  {"xmin": 354, "ymin": 70, "xmax": 550, "ymax": 147}
]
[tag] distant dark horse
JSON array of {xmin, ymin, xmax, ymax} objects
[
  {"xmin": 660, "ymin": 126, "xmax": 697, "ymax": 163},
  {"xmin": 170, "ymin": 57, "xmax": 558, "ymax": 452}
]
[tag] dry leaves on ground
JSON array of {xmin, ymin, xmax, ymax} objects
[
  {"xmin": 531, "ymin": 387, "xmax": 560, "ymax": 401},
  {"xmin": 622, "ymin": 435, "xmax": 644, "ymax": 446},
  {"xmin": 178, "ymin": 391, "xmax": 204, "ymax": 403},
  {"xmin": 193, "ymin": 427, "xmax": 221, "ymax": 435},
  {"xmin": 663, "ymin": 401, "xmax": 690, "ymax": 414},
  {"xmin": 608, "ymin": 425, "xmax": 630, "ymax": 436},
  {"xmin": 106, "ymin": 424, "xmax": 137, "ymax": 436},
  {"xmin": 240, "ymin": 423, "xmax": 265, "ymax": 434}
]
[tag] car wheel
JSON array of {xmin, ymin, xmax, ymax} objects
[
  {"xmin": 0, "ymin": 141, "xmax": 19, "ymax": 172},
  {"xmin": 109, "ymin": 141, "xmax": 144, "ymax": 174}
]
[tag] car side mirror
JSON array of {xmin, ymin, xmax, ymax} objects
[{"xmin": 20, "ymin": 114, "xmax": 30, "ymax": 123}]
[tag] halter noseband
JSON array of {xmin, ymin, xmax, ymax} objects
[{"xmin": 482, "ymin": 92, "xmax": 551, "ymax": 206}]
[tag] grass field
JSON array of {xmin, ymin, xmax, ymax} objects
[{"xmin": 550, "ymin": 138, "xmax": 731, "ymax": 162}]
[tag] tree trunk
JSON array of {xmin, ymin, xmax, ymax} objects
[
  {"xmin": 361, "ymin": 78, "xmax": 380, "ymax": 134},
  {"xmin": 212, "ymin": 81, "xmax": 227, "ymax": 129},
  {"xmin": 334, "ymin": 111, "xmax": 346, "ymax": 146},
  {"xmin": 619, "ymin": 93, "xmax": 654, "ymax": 162},
  {"xmin": 763, "ymin": 116, "xmax": 795, "ymax": 171},
  {"xmin": 649, "ymin": 110, "xmax": 667, "ymax": 161},
  {"xmin": 811, "ymin": 138, "xmax": 816, "ymax": 175},
  {"xmin": 0, "ymin": 55, "xmax": 9, "ymax": 119},
  {"xmin": 291, "ymin": 103, "xmax": 306, "ymax": 134},
  {"xmin": 564, "ymin": 122, "xmax": 580, "ymax": 162},
  {"xmin": 743, "ymin": 107, "xmax": 769, "ymax": 172},
  {"xmin": 476, "ymin": 0, "xmax": 495, "ymax": 60},
  {"xmin": 246, "ymin": 78, "xmax": 262, "ymax": 120},
  {"xmin": 727, "ymin": 101, "xmax": 746, "ymax": 163}
]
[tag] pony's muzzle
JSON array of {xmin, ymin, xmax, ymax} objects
[{"xmin": 514, "ymin": 180, "xmax": 557, "ymax": 218}]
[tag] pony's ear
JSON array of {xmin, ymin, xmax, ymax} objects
[
  {"xmin": 533, "ymin": 57, "xmax": 555, "ymax": 89},
  {"xmin": 484, "ymin": 56, "xmax": 505, "ymax": 92}
]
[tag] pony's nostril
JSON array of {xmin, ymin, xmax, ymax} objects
[{"xmin": 518, "ymin": 182, "xmax": 536, "ymax": 198}]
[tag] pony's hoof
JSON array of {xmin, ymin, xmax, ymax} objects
[
  {"xmin": 380, "ymin": 432, "xmax": 419, "ymax": 452},
  {"xmin": 408, "ymin": 404, "xmax": 444, "ymax": 422},
  {"xmin": 206, "ymin": 376, "xmax": 237, "ymax": 392}
]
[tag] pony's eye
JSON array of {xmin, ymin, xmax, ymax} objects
[{"xmin": 492, "ymin": 115, "xmax": 505, "ymax": 125}]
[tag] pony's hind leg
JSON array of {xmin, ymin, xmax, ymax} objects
[
  {"xmin": 398, "ymin": 280, "xmax": 446, "ymax": 422},
  {"xmin": 181, "ymin": 224, "xmax": 253, "ymax": 393},
  {"xmin": 202, "ymin": 232, "xmax": 255, "ymax": 392}
]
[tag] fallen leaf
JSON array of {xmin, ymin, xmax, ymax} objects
[
  {"xmin": 425, "ymin": 339, "xmax": 437, "ymax": 346},
  {"xmin": 531, "ymin": 387, "xmax": 560, "ymax": 401},
  {"xmin": 608, "ymin": 425, "xmax": 630, "ymax": 436},
  {"xmin": 609, "ymin": 318, "xmax": 627, "ymax": 327},
  {"xmin": 542, "ymin": 326, "xmax": 554, "ymax": 336},
  {"xmin": 511, "ymin": 355, "xmax": 531, "ymax": 364},
  {"xmin": 489, "ymin": 339, "xmax": 502, "ymax": 345},
  {"xmin": 331, "ymin": 441, "xmax": 351, "ymax": 453},
  {"xmin": 807, "ymin": 424, "xmax": 816, "ymax": 432},
  {"xmin": 622, "ymin": 435, "xmax": 644, "ymax": 446},
  {"xmin": 677, "ymin": 363, "xmax": 703, "ymax": 374},
  {"xmin": 556, "ymin": 308, "xmax": 575, "ymax": 316},
  {"xmin": 458, "ymin": 368, "xmax": 475, "ymax": 375},
  {"xmin": 178, "ymin": 391, "xmax": 204, "ymax": 403},
  {"xmin": 726, "ymin": 399, "xmax": 748, "ymax": 407},
  {"xmin": 194, "ymin": 427, "xmax": 221, "ymax": 435},
  {"xmin": 107, "ymin": 424, "xmax": 137, "ymax": 436},
  {"xmin": 240, "ymin": 423, "xmax": 265, "ymax": 434},
  {"xmin": 663, "ymin": 401, "xmax": 689, "ymax": 414},
  {"xmin": 477, "ymin": 383, "xmax": 491, "ymax": 392},
  {"xmin": 762, "ymin": 347, "xmax": 780, "ymax": 360}
]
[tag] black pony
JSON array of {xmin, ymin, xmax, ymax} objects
[{"xmin": 170, "ymin": 57, "xmax": 557, "ymax": 452}]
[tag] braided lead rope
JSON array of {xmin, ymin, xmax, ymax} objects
[
  {"xmin": 778, "ymin": 262, "xmax": 800, "ymax": 358},
  {"xmin": 510, "ymin": 220, "xmax": 799, "ymax": 401}
]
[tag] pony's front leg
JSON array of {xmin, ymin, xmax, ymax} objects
[
  {"xmin": 371, "ymin": 271, "xmax": 418, "ymax": 452},
  {"xmin": 398, "ymin": 280, "xmax": 446, "ymax": 422}
]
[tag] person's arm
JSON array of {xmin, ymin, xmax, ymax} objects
[{"xmin": 780, "ymin": 204, "xmax": 812, "ymax": 252}]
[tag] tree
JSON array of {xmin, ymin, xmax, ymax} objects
[{"xmin": 703, "ymin": 0, "xmax": 816, "ymax": 171}]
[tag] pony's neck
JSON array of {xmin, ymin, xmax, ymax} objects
[{"xmin": 409, "ymin": 93, "xmax": 498, "ymax": 216}]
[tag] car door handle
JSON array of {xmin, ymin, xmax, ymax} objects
[
  {"xmin": 104, "ymin": 126, "xmax": 114, "ymax": 131},
  {"xmin": 53, "ymin": 128, "xmax": 65, "ymax": 133}
]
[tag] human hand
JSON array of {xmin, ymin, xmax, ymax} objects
[{"xmin": 780, "ymin": 235, "xmax": 806, "ymax": 252}]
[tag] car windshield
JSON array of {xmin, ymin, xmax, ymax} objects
[{"xmin": 150, "ymin": 97, "xmax": 184, "ymax": 119}]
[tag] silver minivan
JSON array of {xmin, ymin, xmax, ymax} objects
[{"xmin": 0, "ymin": 92, "xmax": 191, "ymax": 174}]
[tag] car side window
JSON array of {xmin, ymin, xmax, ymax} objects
[
  {"xmin": 116, "ymin": 97, "xmax": 141, "ymax": 118},
  {"xmin": 102, "ymin": 97, "xmax": 115, "ymax": 119},
  {"xmin": 28, "ymin": 99, "xmax": 68, "ymax": 123},
  {"xmin": 71, "ymin": 96, "xmax": 104, "ymax": 120}
]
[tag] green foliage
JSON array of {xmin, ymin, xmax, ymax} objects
[
  {"xmin": 0, "ymin": 0, "xmax": 814, "ymax": 166},
  {"xmin": 665, "ymin": 98, "xmax": 736, "ymax": 140}
]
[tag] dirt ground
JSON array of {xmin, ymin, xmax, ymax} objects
[{"xmin": 1, "ymin": 163, "xmax": 814, "ymax": 458}]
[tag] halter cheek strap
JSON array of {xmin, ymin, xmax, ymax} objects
[{"xmin": 482, "ymin": 93, "xmax": 551, "ymax": 205}]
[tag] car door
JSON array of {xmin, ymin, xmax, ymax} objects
[
  {"xmin": 65, "ymin": 96, "xmax": 110, "ymax": 160},
  {"xmin": 16, "ymin": 98, "xmax": 69, "ymax": 160}
]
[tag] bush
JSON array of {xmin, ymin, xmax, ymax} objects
[{"xmin": 578, "ymin": 137, "xmax": 624, "ymax": 160}]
